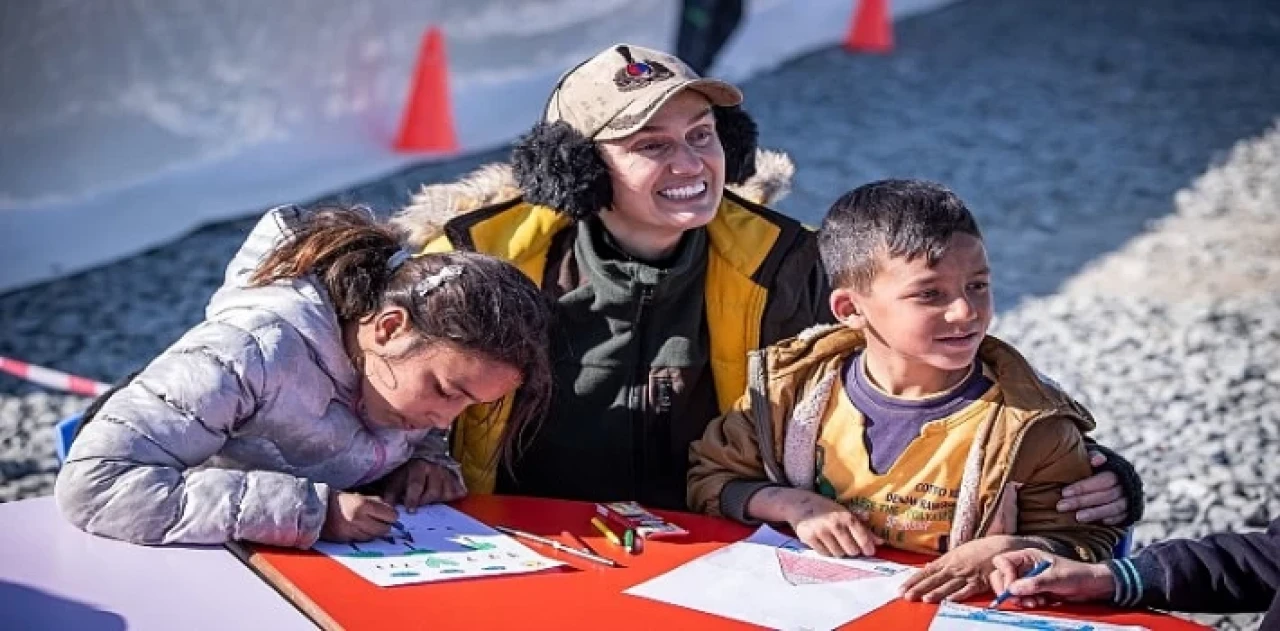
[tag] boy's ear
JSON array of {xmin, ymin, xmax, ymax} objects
[{"xmin": 829, "ymin": 287, "xmax": 867, "ymax": 329}]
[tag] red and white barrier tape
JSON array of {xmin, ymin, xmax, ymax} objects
[{"xmin": 0, "ymin": 356, "xmax": 110, "ymax": 397}]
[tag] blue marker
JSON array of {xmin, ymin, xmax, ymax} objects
[
  {"xmin": 988, "ymin": 559, "xmax": 1052, "ymax": 610},
  {"xmin": 391, "ymin": 520, "xmax": 415, "ymax": 543}
]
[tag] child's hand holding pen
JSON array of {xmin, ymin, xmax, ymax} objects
[{"xmin": 319, "ymin": 490, "xmax": 398, "ymax": 542}]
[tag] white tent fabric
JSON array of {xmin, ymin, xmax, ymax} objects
[{"xmin": 0, "ymin": 0, "xmax": 954, "ymax": 292}]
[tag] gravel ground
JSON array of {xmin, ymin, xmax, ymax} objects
[
  {"xmin": 992, "ymin": 121, "xmax": 1280, "ymax": 630},
  {"xmin": 2, "ymin": 0, "xmax": 1278, "ymax": 627}
]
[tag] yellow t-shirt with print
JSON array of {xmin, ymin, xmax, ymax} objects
[{"xmin": 814, "ymin": 371, "xmax": 1002, "ymax": 555}]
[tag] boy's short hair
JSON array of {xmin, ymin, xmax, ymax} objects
[{"xmin": 818, "ymin": 179, "xmax": 982, "ymax": 291}]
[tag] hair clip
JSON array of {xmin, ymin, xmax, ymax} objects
[
  {"xmin": 418, "ymin": 264, "xmax": 464, "ymax": 296},
  {"xmin": 386, "ymin": 248, "xmax": 413, "ymax": 272}
]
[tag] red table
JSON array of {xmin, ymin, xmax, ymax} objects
[{"xmin": 231, "ymin": 495, "xmax": 1205, "ymax": 630}]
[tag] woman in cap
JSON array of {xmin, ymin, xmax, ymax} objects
[{"xmin": 391, "ymin": 44, "xmax": 1141, "ymax": 526}]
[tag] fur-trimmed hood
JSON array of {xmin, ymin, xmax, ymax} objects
[{"xmin": 390, "ymin": 149, "xmax": 796, "ymax": 250}]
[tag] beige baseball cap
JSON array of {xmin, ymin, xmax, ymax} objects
[{"xmin": 545, "ymin": 43, "xmax": 743, "ymax": 141}]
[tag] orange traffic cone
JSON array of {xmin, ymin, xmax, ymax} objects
[
  {"xmin": 394, "ymin": 26, "xmax": 459, "ymax": 153},
  {"xmin": 844, "ymin": 0, "xmax": 894, "ymax": 54}
]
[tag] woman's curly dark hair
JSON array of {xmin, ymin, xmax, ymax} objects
[
  {"xmin": 715, "ymin": 105, "xmax": 758, "ymax": 184},
  {"xmin": 511, "ymin": 104, "xmax": 759, "ymax": 220},
  {"xmin": 511, "ymin": 121, "xmax": 612, "ymax": 220}
]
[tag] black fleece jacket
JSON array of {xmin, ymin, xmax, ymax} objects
[{"xmin": 1108, "ymin": 517, "xmax": 1279, "ymax": 626}]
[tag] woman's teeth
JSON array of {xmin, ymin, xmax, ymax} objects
[{"xmin": 659, "ymin": 181, "xmax": 707, "ymax": 200}]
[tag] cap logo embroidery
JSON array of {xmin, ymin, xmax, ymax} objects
[{"xmin": 612, "ymin": 45, "xmax": 673, "ymax": 92}]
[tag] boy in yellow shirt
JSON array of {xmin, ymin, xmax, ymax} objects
[{"xmin": 688, "ymin": 179, "xmax": 1123, "ymax": 603}]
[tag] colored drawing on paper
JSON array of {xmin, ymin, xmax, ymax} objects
[
  {"xmin": 775, "ymin": 548, "xmax": 886, "ymax": 585},
  {"xmin": 929, "ymin": 603, "xmax": 1148, "ymax": 631},
  {"xmin": 773, "ymin": 531, "xmax": 911, "ymax": 581},
  {"xmin": 625, "ymin": 525, "xmax": 920, "ymax": 630},
  {"xmin": 457, "ymin": 536, "xmax": 497, "ymax": 551},
  {"xmin": 402, "ymin": 542, "xmax": 436, "ymax": 555},
  {"xmin": 312, "ymin": 504, "xmax": 563, "ymax": 587},
  {"xmin": 337, "ymin": 542, "xmax": 384, "ymax": 558},
  {"xmin": 422, "ymin": 556, "xmax": 458, "ymax": 569}
]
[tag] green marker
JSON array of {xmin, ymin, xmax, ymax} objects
[{"xmin": 623, "ymin": 528, "xmax": 635, "ymax": 554}]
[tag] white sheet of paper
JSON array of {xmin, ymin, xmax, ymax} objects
[
  {"xmin": 311, "ymin": 503, "xmax": 563, "ymax": 587},
  {"xmin": 929, "ymin": 602, "xmax": 1149, "ymax": 631},
  {"xmin": 625, "ymin": 525, "xmax": 917, "ymax": 630}
]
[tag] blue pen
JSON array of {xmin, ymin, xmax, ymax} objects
[
  {"xmin": 987, "ymin": 559, "xmax": 1052, "ymax": 609},
  {"xmin": 391, "ymin": 520, "xmax": 415, "ymax": 543}
]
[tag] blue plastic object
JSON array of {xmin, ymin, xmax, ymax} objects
[
  {"xmin": 54, "ymin": 413, "xmax": 84, "ymax": 464},
  {"xmin": 1114, "ymin": 527, "xmax": 1134, "ymax": 558}
]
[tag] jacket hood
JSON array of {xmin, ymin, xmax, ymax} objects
[
  {"xmin": 206, "ymin": 206, "xmax": 357, "ymax": 389},
  {"xmin": 390, "ymin": 148, "xmax": 796, "ymax": 250}
]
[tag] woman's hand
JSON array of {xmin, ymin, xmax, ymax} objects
[
  {"xmin": 319, "ymin": 491, "xmax": 397, "ymax": 542},
  {"xmin": 1058, "ymin": 449, "xmax": 1128, "ymax": 525},
  {"xmin": 899, "ymin": 535, "xmax": 1039, "ymax": 603},
  {"xmin": 379, "ymin": 459, "xmax": 466, "ymax": 511}
]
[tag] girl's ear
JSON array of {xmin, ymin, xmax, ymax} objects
[
  {"xmin": 370, "ymin": 307, "xmax": 410, "ymax": 347},
  {"xmin": 714, "ymin": 105, "xmax": 758, "ymax": 185},
  {"xmin": 829, "ymin": 288, "xmax": 867, "ymax": 329},
  {"xmin": 511, "ymin": 121, "xmax": 613, "ymax": 220}
]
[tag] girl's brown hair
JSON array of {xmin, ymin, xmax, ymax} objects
[{"xmin": 249, "ymin": 205, "xmax": 552, "ymax": 471}]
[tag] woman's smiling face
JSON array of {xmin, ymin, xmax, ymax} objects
[{"xmin": 595, "ymin": 89, "xmax": 726, "ymax": 260}]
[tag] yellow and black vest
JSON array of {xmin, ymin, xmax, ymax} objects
[{"xmin": 422, "ymin": 190, "xmax": 829, "ymax": 499}]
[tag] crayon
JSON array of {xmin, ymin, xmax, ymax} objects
[{"xmin": 590, "ymin": 517, "xmax": 623, "ymax": 547}]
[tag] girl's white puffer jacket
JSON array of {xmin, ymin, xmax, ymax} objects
[{"xmin": 54, "ymin": 206, "xmax": 458, "ymax": 548}]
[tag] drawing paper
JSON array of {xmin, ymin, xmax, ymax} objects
[
  {"xmin": 312, "ymin": 504, "xmax": 563, "ymax": 587},
  {"xmin": 625, "ymin": 525, "xmax": 917, "ymax": 630}
]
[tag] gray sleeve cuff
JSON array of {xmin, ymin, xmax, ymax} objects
[
  {"xmin": 296, "ymin": 482, "xmax": 330, "ymax": 548},
  {"xmin": 720, "ymin": 480, "xmax": 780, "ymax": 524}
]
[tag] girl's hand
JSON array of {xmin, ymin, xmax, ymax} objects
[
  {"xmin": 380, "ymin": 459, "xmax": 466, "ymax": 511},
  {"xmin": 900, "ymin": 535, "xmax": 1038, "ymax": 603},
  {"xmin": 320, "ymin": 491, "xmax": 397, "ymax": 542},
  {"xmin": 786, "ymin": 493, "xmax": 883, "ymax": 558}
]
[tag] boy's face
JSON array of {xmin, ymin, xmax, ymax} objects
[{"xmin": 833, "ymin": 233, "xmax": 993, "ymax": 382}]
